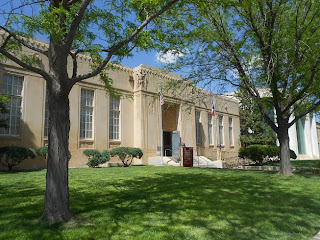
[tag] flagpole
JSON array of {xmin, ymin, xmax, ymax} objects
[
  {"xmin": 216, "ymin": 113, "xmax": 219, "ymax": 161},
  {"xmin": 159, "ymin": 82, "xmax": 163, "ymax": 165}
]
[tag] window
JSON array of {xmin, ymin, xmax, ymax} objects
[
  {"xmin": 0, "ymin": 74, "xmax": 23, "ymax": 136},
  {"xmin": 219, "ymin": 115, "xmax": 224, "ymax": 145},
  {"xmin": 80, "ymin": 89, "xmax": 94, "ymax": 139},
  {"xmin": 109, "ymin": 96, "xmax": 120, "ymax": 140},
  {"xmin": 229, "ymin": 117, "xmax": 233, "ymax": 146},
  {"xmin": 196, "ymin": 111, "xmax": 201, "ymax": 144},
  {"xmin": 208, "ymin": 113, "xmax": 213, "ymax": 145},
  {"xmin": 44, "ymin": 89, "xmax": 49, "ymax": 138}
]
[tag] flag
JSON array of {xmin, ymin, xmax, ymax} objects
[
  {"xmin": 159, "ymin": 86, "xmax": 164, "ymax": 105},
  {"xmin": 160, "ymin": 92, "xmax": 164, "ymax": 105},
  {"xmin": 211, "ymin": 98, "xmax": 215, "ymax": 116}
]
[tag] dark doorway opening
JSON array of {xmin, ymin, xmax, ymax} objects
[{"xmin": 163, "ymin": 131, "xmax": 172, "ymax": 156}]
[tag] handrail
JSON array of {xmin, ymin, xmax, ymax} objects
[{"xmin": 164, "ymin": 149, "xmax": 172, "ymax": 157}]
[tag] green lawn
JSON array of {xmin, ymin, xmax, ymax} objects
[
  {"xmin": 0, "ymin": 166, "xmax": 320, "ymax": 240},
  {"xmin": 265, "ymin": 160, "xmax": 320, "ymax": 169}
]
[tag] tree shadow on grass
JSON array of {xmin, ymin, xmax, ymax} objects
[
  {"xmin": 0, "ymin": 168, "xmax": 319, "ymax": 239},
  {"xmin": 69, "ymin": 169, "xmax": 320, "ymax": 239}
]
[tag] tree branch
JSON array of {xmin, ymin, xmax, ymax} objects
[
  {"xmin": 0, "ymin": 27, "xmax": 48, "ymax": 56},
  {"xmin": 288, "ymin": 100, "xmax": 320, "ymax": 128},
  {"xmin": 72, "ymin": 0, "xmax": 180, "ymax": 84},
  {"xmin": 282, "ymin": 56, "xmax": 320, "ymax": 114},
  {"xmin": 0, "ymin": 46, "xmax": 50, "ymax": 80},
  {"xmin": 64, "ymin": 0, "xmax": 92, "ymax": 51}
]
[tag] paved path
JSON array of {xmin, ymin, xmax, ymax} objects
[{"xmin": 313, "ymin": 232, "xmax": 320, "ymax": 240}]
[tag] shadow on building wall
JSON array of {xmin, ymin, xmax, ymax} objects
[{"xmin": 0, "ymin": 120, "xmax": 47, "ymax": 170}]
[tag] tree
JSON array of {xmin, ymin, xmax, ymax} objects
[
  {"xmin": 110, "ymin": 147, "xmax": 143, "ymax": 167},
  {"xmin": 83, "ymin": 149, "xmax": 110, "ymax": 167},
  {"xmin": 0, "ymin": 146, "xmax": 36, "ymax": 171},
  {"xmin": 237, "ymin": 90, "xmax": 277, "ymax": 147},
  {"xmin": 158, "ymin": 0, "xmax": 320, "ymax": 175},
  {"xmin": 0, "ymin": 0, "xmax": 181, "ymax": 222}
]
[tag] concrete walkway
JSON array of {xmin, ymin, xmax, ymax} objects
[{"xmin": 313, "ymin": 232, "xmax": 320, "ymax": 240}]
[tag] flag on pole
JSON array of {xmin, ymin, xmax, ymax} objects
[
  {"xmin": 159, "ymin": 86, "xmax": 164, "ymax": 105},
  {"xmin": 160, "ymin": 92, "xmax": 164, "ymax": 105},
  {"xmin": 211, "ymin": 98, "xmax": 215, "ymax": 116}
]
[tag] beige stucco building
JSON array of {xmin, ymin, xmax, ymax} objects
[{"xmin": 0, "ymin": 41, "xmax": 240, "ymax": 169}]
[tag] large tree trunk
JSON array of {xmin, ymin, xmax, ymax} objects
[
  {"xmin": 278, "ymin": 126, "xmax": 292, "ymax": 175},
  {"xmin": 42, "ymin": 89, "xmax": 72, "ymax": 222}
]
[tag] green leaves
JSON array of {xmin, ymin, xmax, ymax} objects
[
  {"xmin": 0, "ymin": 146, "xmax": 36, "ymax": 171},
  {"xmin": 110, "ymin": 147, "xmax": 143, "ymax": 167},
  {"xmin": 83, "ymin": 149, "xmax": 110, "ymax": 167}
]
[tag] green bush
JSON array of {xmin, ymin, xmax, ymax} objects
[
  {"xmin": 290, "ymin": 149, "xmax": 297, "ymax": 159},
  {"xmin": 0, "ymin": 146, "xmax": 36, "ymax": 171},
  {"xmin": 110, "ymin": 147, "xmax": 143, "ymax": 167},
  {"xmin": 37, "ymin": 146, "xmax": 71, "ymax": 160},
  {"xmin": 238, "ymin": 145, "xmax": 267, "ymax": 165},
  {"xmin": 83, "ymin": 149, "xmax": 110, "ymax": 167},
  {"xmin": 239, "ymin": 145, "xmax": 297, "ymax": 165}
]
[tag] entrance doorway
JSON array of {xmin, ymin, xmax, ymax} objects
[
  {"xmin": 163, "ymin": 131, "xmax": 180, "ymax": 158},
  {"xmin": 161, "ymin": 103, "xmax": 180, "ymax": 158},
  {"xmin": 163, "ymin": 131, "xmax": 172, "ymax": 156}
]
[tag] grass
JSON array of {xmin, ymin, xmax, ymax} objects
[
  {"xmin": 0, "ymin": 166, "xmax": 320, "ymax": 240},
  {"xmin": 264, "ymin": 160, "xmax": 320, "ymax": 168}
]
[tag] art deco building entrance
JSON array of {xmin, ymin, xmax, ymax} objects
[{"xmin": 162, "ymin": 103, "xmax": 180, "ymax": 158}]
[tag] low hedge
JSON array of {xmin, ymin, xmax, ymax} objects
[
  {"xmin": 0, "ymin": 146, "xmax": 36, "ymax": 171},
  {"xmin": 110, "ymin": 147, "xmax": 143, "ymax": 167},
  {"xmin": 239, "ymin": 145, "xmax": 297, "ymax": 165},
  {"xmin": 83, "ymin": 149, "xmax": 110, "ymax": 167},
  {"xmin": 37, "ymin": 146, "xmax": 72, "ymax": 160}
]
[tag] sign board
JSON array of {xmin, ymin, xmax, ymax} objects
[{"xmin": 183, "ymin": 147, "xmax": 193, "ymax": 167}]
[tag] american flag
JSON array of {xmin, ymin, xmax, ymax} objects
[
  {"xmin": 159, "ymin": 85, "xmax": 164, "ymax": 105},
  {"xmin": 160, "ymin": 92, "xmax": 164, "ymax": 105},
  {"xmin": 211, "ymin": 98, "xmax": 215, "ymax": 116}
]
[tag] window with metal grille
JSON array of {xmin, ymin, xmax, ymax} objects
[
  {"xmin": 196, "ymin": 111, "xmax": 201, "ymax": 144},
  {"xmin": 0, "ymin": 74, "xmax": 23, "ymax": 136},
  {"xmin": 109, "ymin": 96, "xmax": 120, "ymax": 140},
  {"xmin": 229, "ymin": 117, "xmax": 233, "ymax": 146},
  {"xmin": 80, "ymin": 89, "xmax": 94, "ymax": 139},
  {"xmin": 219, "ymin": 115, "xmax": 224, "ymax": 145}
]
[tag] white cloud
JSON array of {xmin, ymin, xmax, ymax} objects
[{"xmin": 156, "ymin": 50, "xmax": 184, "ymax": 64}]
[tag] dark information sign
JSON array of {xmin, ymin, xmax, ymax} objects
[{"xmin": 183, "ymin": 147, "xmax": 193, "ymax": 167}]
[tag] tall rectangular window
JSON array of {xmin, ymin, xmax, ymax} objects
[
  {"xmin": 109, "ymin": 96, "xmax": 120, "ymax": 140},
  {"xmin": 44, "ymin": 89, "xmax": 49, "ymax": 138},
  {"xmin": 196, "ymin": 111, "xmax": 201, "ymax": 144},
  {"xmin": 80, "ymin": 89, "xmax": 94, "ymax": 139},
  {"xmin": 0, "ymin": 74, "xmax": 23, "ymax": 136},
  {"xmin": 208, "ymin": 113, "xmax": 213, "ymax": 145},
  {"xmin": 219, "ymin": 115, "xmax": 224, "ymax": 145},
  {"xmin": 229, "ymin": 117, "xmax": 233, "ymax": 146}
]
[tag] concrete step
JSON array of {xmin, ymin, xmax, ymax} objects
[{"xmin": 148, "ymin": 156, "xmax": 222, "ymax": 168}]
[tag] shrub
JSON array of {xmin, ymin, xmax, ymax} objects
[
  {"xmin": 0, "ymin": 146, "xmax": 36, "ymax": 171},
  {"xmin": 238, "ymin": 145, "xmax": 267, "ymax": 165},
  {"xmin": 37, "ymin": 146, "xmax": 71, "ymax": 160},
  {"xmin": 110, "ymin": 147, "xmax": 143, "ymax": 167},
  {"xmin": 290, "ymin": 149, "xmax": 297, "ymax": 159},
  {"xmin": 239, "ymin": 145, "xmax": 297, "ymax": 165},
  {"xmin": 83, "ymin": 149, "xmax": 110, "ymax": 167}
]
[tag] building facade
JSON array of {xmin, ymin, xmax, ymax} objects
[
  {"xmin": 0, "ymin": 44, "xmax": 240, "ymax": 169},
  {"xmin": 288, "ymin": 114, "xmax": 320, "ymax": 159}
]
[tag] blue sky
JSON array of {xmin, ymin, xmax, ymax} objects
[
  {"xmin": 121, "ymin": 49, "xmax": 160, "ymax": 69},
  {"xmin": 0, "ymin": 1, "xmax": 233, "ymax": 94}
]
